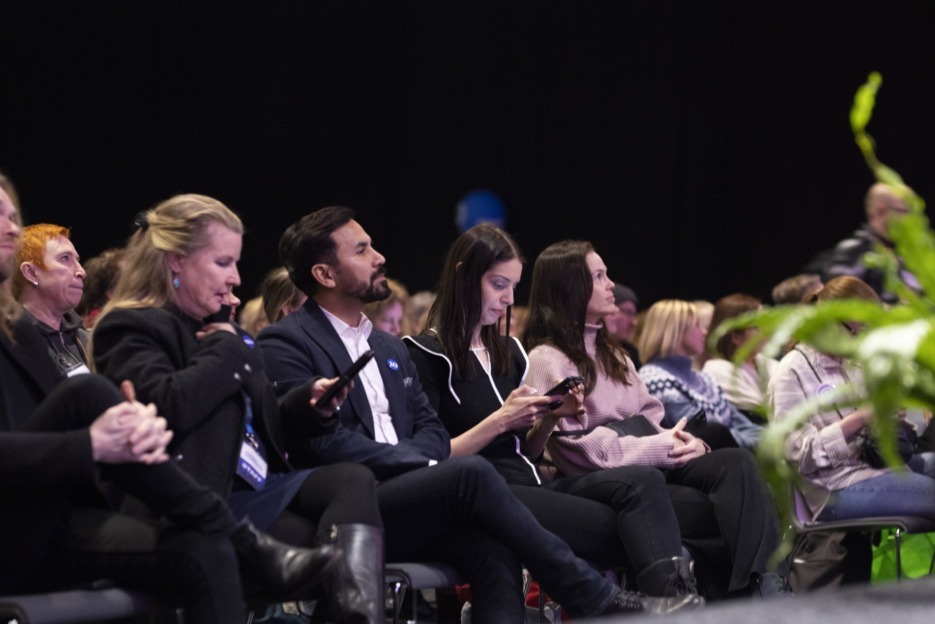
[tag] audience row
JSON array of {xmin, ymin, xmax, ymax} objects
[{"xmin": 4, "ymin": 174, "xmax": 932, "ymax": 622}]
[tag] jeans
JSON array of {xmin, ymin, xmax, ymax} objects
[{"xmin": 819, "ymin": 471, "xmax": 935, "ymax": 522}]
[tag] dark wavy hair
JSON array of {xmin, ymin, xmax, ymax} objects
[
  {"xmin": 523, "ymin": 240, "xmax": 631, "ymax": 392},
  {"xmin": 424, "ymin": 223, "xmax": 522, "ymax": 379},
  {"xmin": 279, "ymin": 206, "xmax": 355, "ymax": 296}
]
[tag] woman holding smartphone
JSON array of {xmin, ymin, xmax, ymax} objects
[
  {"xmin": 91, "ymin": 194, "xmax": 385, "ymax": 624},
  {"xmin": 404, "ymin": 224, "xmax": 703, "ymax": 607},
  {"xmin": 523, "ymin": 240, "xmax": 791, "ymax": 599}
]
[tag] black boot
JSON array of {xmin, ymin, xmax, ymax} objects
[
  {"xmin": 604, "ymin": 586, "xmax": 705, "ymax": 616},
  {"xmin": 317, "ymin": 523, "xmax": 385, "ymax": 624},
  {"xmin": 635, "ymin": 556, "xmax": 705, "ymax": 612},
  {"xmin": 752, "ymin": 573, "xmax": 794, "ymax": 599},
  {"xmin": 230, "ymin": 519, "xmax": 341, "ymax": 602}
]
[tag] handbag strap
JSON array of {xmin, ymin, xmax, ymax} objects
[{"xmin": 793, "ymin": 347, "xmax": 846, "ymax": 421}]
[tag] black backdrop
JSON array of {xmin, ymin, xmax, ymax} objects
[{"xmin": 3, "ymin": 1, "xmax": 934, "ymax": 307}]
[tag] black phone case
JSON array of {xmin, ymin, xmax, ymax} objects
[
  {"xmin": 316, "ymin": 349, "xmax": 376, "ymax": 407},
  {"xmin": 545, "ymin": 376, "xmax": 584, "ymax": 410}
]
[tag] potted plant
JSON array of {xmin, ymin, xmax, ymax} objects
[{"xmin": 712, "ymin": 72, "xmax": 935, "ymax": 561}]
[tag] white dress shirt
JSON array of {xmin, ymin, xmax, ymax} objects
[{"xmin": 320, "ymin": 306, "xmax": 398, "ymax": 445}]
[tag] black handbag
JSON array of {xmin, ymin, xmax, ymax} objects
[
  {"xmin": 553, "ymin": 414, "xmax": 659, "ymax": 438},
  {"xmin": 602, "ymin": 414, "xmax": 662, "ymax": 437},
  {"xmin": 859, "ymin": 426, "xmax": 917, "ymax": 468}
]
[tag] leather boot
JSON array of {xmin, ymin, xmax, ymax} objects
[
  {"xmin": 637, "ymin": 556, "xmax": 701, "ymax": 596},
  {"xmin": 230, "ymin": 519, "xmax": 341, "ymax": 602},
  {"xmin": 604, "ymin": 586, "xmax": 705, "ymax": 615},
  {"xmin": 317, "ymin": 523, "xmax": 385, "ymax": 624}
]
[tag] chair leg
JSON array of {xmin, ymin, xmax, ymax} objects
[
  {"xmin": 387, "ymin": 580, "xmax": 407, "ymax": 624},
  {"xmin": 895, "ymin": 528, "xmax": 903, "ymax": 581}
]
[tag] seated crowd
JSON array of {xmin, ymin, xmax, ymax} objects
[{"xmin": 3, "ymin": 170, "xmax": 933, "ymax": 624}]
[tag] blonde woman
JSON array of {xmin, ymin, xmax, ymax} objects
[
  {"xmin": 637, "ymin": 300, "xmax": 763, "ymax": 450},
  {"xmin": 92, "ymin": 194, "xmax": 384, "ymax": 623},
  {"xmin": 260, "ymin": 266, "xmax": 307, "ymax": 325},
  {"xmin": 362, "ymin": 277, "xmax": 409, "ymax": 336}
]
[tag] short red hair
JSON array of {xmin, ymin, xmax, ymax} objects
[{"xmin": 13, "ymin": 224, "xmax": 71, "ymax": 298}]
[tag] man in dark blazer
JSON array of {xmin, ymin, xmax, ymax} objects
[
  {"xmin": 259, "ymin": 206, "xmax": 677, "ymax": 620},
  {"xmin": 0, "ymin": 175, "xmax": 333, "ymax": 621}
]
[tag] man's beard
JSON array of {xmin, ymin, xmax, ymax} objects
[{"xmin": 339, "ymin": 266, "xmax": 391, "ymax": 304}]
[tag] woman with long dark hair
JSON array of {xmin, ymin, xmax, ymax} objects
[
  {"xmin": 404, "ymin": 224, "xmax": 702, "ymax": 607},
  {"xmin": 523, "ymin": 240, "xmax": 790, "ymax": 598}
]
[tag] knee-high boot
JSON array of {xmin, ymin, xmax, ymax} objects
[{"xmin": 317, "ymin": 523, "xmax": 385, "ymax": 624}]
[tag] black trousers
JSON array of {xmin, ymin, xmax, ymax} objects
[
  {"xmin": 11, "ymin": 375, "xmax": 247, "ymax": 624},
  {"xmin": 266, "ymin": 462, "xmax": 382, "ymax": 547},
  {"xmin": 376, "ymin": 455, "xmax": 618, "ymax": 623},
  {"xmin": 666, "ymin": 448, "xmax": 781, "ymax": 594},
  {"xmin": 512, "ymin": 464, "xmax": 684, "ymax": 574}
]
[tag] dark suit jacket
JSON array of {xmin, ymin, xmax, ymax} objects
[{"xmin": 258, "ymin": 301, "xmax": 450, "ymax": 480}]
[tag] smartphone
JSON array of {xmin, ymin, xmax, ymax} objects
[
  {"xmin": 203, "ymin": 304, "xmax": 233, "ymax": 325},
  {"xmin": 544, "ymin": 375, "xmax": 585, "ymax": 410},
  {"xmin": 315, "ymin": 349, "xmax": 376, "ymax": 409}
]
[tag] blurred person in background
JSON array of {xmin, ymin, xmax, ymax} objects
[{"xmin": 363, "ymin": 277, "xmax": 409, "ymax": 336}]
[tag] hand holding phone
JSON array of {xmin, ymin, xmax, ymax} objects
[
  {"xmin": 314, "ymin": 350, "xmax": 375, "ymax": 410},
  {"xmin": 544, "ymin": 376, "xmax": 585, "ymax": 410}
]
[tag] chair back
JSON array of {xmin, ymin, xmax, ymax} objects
[{"xmin": 791, "ymin": 486, "xmax": 814, "ymax": 527}]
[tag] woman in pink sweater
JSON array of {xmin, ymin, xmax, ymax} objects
[{"xmin": 523, "ymin": 240, "xmax": 790, "ymax": 599}]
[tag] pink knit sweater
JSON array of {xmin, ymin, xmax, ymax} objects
[{"xmin": 526, "ymin": 324, "xmax": 679, "ymax": 476}]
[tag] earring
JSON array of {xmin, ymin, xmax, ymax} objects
[
  {"xmin": 172, "ymin": 273, "xmax": 180, "ymax": 289},
  {"xmin": 31, "ymin": 280, "xmax": 38, "ymax": 288}
]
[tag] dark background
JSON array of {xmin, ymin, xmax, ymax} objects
[{"xmin": 3, "ymin": 1, "xmax": 934, "ymax": 307}]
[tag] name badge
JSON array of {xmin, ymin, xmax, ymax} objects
[
  {"xmin": 236, "ymin": 440, "xmax": 268, "ymax": 490},
  {"xmin": 65, "ymin": 362, "xmax": 91, "ymax": 377}
]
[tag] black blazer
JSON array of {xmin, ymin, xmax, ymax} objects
[
  {"xmin": 93, "ymin": 307, "xmax": 320, "ymax": 497},
  {"xmin": 258, "ymin": 301, "xmax": 450, "ymax": 480},
  {"xmin": 0, "ymin": 321, "xmax": 98, "ymax": 592},
  {"xmin": 0, "ymin": 314, "xmax": 65, "ymax": 429}
]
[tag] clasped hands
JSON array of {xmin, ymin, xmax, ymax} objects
[
  {"xmin": 89, "ymin": 380, "xmax": 173, "ymax": 465},
  {"xmin": 667, "ymin": 417, "xmax": 707, "ymax": 465}
]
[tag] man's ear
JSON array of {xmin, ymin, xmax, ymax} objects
[
  {"xmin": 166, "ymin": 253, "xmax": 185, "ymax": 274},
  {"xmin": 311, "ymin": 263, "xmax": 336, "ymax": 289}
]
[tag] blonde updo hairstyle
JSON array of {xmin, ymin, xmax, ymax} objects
[{"xmin": 100, "ymin": 194, "xmax": 243, "ymax": 316}]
